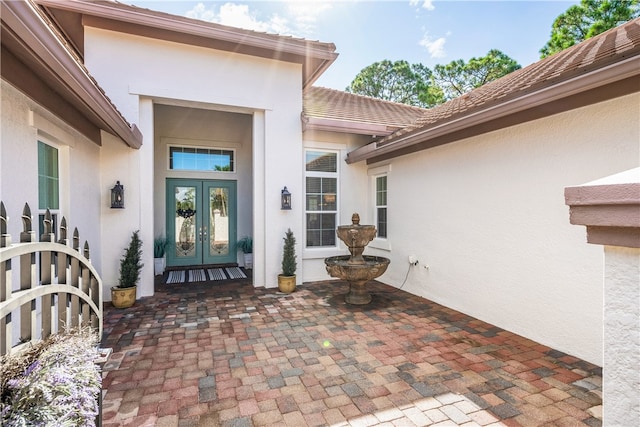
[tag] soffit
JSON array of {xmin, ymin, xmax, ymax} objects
[{"xmin": 37, "ymin": 0, "xmax": 338, "ymax": 89}]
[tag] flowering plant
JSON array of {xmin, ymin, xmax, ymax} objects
[{"xmin": 0, "ymin": 328, "xmax": 101, "ymax": 426}]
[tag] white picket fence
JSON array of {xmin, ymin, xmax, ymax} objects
[{"xmin": 0, "ymin": 202, "xmax": 103, "ymax": 356}]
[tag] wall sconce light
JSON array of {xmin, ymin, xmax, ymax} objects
[
  {"xmin": 281, "ymin": 186, "xmax": 291, "ymax": 210},
  {"xmin": 111, "ymin": 181, "xmax": 124, "ymax": 209}
]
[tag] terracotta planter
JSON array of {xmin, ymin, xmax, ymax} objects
[
  {"xmin": 111, "ymin": 285, "xmax": 137, "ymax": 308},
  {"xmin": 277, "ymin": 275, "xmax": 296, "ymax": 293}
]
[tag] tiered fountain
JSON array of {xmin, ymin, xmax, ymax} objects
[{"xmin": 324, "ymin": 213, "xmax": 390, "ymax": 305}]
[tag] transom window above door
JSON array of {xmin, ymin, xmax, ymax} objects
[{"xmin": 169, "ymin": 146, "xmax": 235, "ymax": 172}]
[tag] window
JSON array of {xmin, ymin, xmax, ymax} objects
[
  {"xmin": 305, "ymin": 150, "xmax": 338, "ymax": 247},
  {"xmin": 169, "ymin": 146, "xmax": 234, "ymax": 172},
  {"xmin": 38, "ymin": 141, "xmax": 59, "ymax": 238},
  {"xmin": 375, "ymin": 176, "xmax": 387, "ymax": 238}
]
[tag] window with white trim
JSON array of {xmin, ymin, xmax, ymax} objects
[
  {"xmin": 305, "ymin": 150, "xmax": 338, "ymax": 247},
  {"xmin": 38, "ymin": 141, "xmax": 59, "ymax": 237},
  {"xmin": 375, "ymin": 175, "xmax": 387, "ymax": 239},
  {"xmin": 169, "ymin": 146, "xmax": 235, "ymax": 172}
]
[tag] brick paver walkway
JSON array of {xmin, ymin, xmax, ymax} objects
[{"xmin": 100, "ymin": 279, "xmax": 602, "ymax": 426}]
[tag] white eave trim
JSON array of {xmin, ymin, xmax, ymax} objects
[
  {"xmin": 3, "ymin": 0, "xmax": 142, "ymax": 148},
  {"xmin": 36, "ymin": 0, "xmax": 338, "ymax": 60},
  {"xmin": 347, "ymin": 55, "xmax": 640, "ymax": 164}
]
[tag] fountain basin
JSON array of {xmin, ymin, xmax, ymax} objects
[
  {"xmin": 336, "ymin": 225, "xmax": 377, "ymax": 263},
  {"xmin": 325, "ymin": 255, "xmax": 390, "ymax": 305}
]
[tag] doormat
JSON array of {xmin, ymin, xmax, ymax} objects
[
  {"xmin": 189, "ymin": 269, "xmax": 207, "ymax": 282},
  {"xmin": 207, "ymin": 268, "xmax": 226, "ymax": 281},
  {"xmin": 207, "ymin": 267, "xmax": 247, "ymax": 280},
  {"xmin": 166, "ymin": 268, "xmax": 247, "ymax": 284},
  {"xmin": 166, "ymin": 270, "xmax": 185, "ymax": 284},
  {"xmin": 225, "ymin": 267, "xmax": 247, "ymax": 279}
]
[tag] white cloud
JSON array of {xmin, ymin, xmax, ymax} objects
[
  {"xmin": 410, "ymin": 0, "xmax": 435, "ymax": 11},
  {"xmin": 286, "ymin": 1, "xmax": 333, "ymax": 35},
  {"xmin": 419, "ymin": 33, "xmax": 447, "ymax": 58},
  {"xmin": 185, "ymin": 2, "xmax": 292, "ymax": 35}
]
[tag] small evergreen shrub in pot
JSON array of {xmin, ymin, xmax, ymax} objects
[
  {"xmin": 278, "ymin": 228, "xmax": 296, "ymax": 293},
  {"xmin": 111, "ymin": 230, "xmax": 143, "ymax": 308}
]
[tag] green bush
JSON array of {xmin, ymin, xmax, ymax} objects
[
  {"xmin": 281, "ymin": 228, "xmax": 296, "ymax": 276},
  {"xmin": 119, "ymin": 230, "xmax": 143, "ymax": 288}
]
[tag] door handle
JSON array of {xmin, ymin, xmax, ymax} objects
[{"xmin": 198, "ymin": 226, "xmax": 208, "ymax": 242}]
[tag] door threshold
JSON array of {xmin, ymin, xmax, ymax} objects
[{"xmin": 166, "ymin": 263, "xmax": 239, "ymax": 272}]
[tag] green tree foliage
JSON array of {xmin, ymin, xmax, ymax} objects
[
  {"xmin": 281, "ymin": 228, "xmax": 297, "ymax": 276},
  {"xmin": 119, "ymin": 230, "xmax": 143, "ymax": 288},
  {"xmin": 347, "ymin": 51, "xmax": 519, "ymax": 107},
  {"xmin": 346, "ymin": 60, "xmax": 444, "ymax": 108},
  {"xmin": 540, "ymin": 0, "xmax": 640, "ymax": 58},
  {"xmin": 432, "ymin": 49, "xmax": 521, "ymax": 102}
]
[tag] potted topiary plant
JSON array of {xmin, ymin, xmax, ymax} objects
[
  {"xmin": 278, "ymin": 228, "xmax": 296, "ymax": 293},
  {"xmin": 111, "ymin": 230, "xmax": 143, "ymax": 308},
  {"xmin": 153, "ymin": 236, "xmax": 168, "ymax": 276},
  {"xmin": 237, "ymin": 236, "xmax": 253, "ymax": 269}
]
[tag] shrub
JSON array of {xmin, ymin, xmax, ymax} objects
[
  {"xmin": 119, "ymin": 230, "xmax": 143, "ymax": 288},
  {"xmin": 281, "ymin": 228, "xmax": 296, "ymax": 276}
]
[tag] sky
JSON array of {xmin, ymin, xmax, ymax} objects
[{"xmin": 125, "ymin": 0, "xmax": 579, "ymax": 90}]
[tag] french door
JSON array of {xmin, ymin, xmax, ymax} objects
[{"xmin": 166, "ymin": 179, "xmax": 237, "ymax": 267}]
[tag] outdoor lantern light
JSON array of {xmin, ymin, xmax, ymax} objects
[
  {"xmin": 111, "ymin": 181, "xmax": 124, "ymax": 209},
  {"xmin": 281, "ymin": 186, "xmax": 291, "ymax": 210}
]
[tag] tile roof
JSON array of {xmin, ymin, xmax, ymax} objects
[
  {"xmin": 348, "ymin": 18, "xmax": 640, "ymax": 163},
  {"xmin": 303, "ymin": 87, "xmax": 427, "ymax": 132},
  {"xmin": 409, "ymin": 17, "xmax": 640, "ymax": 132}
]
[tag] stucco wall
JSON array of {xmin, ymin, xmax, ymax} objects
[
  {"xmin": 0, "ymin": 80, "xmax": 102, "ymax": 264},
  {"xmin": 84, "ymin": 26, "xmax": 304, "ymax": 292},
  {"xmin": 302, "ymin": 130, "xmax": 370, "ymax": 282},
  {"xmin": 366, "ymin": 93, "xmax": 639, "ymax": 365},
  {"xmin": 1, "ymin": 80, "xmax": 104, "ymax": 341},
  {"xmin": 603, "ymin": 245, "xmax": 640, "ymax": 425}
]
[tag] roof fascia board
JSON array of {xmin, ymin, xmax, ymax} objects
[
  {"xmin": 36, "ymin": 0, "xmax": 337, "ymax": 59},
  {"xmin": 346, "ymin": 55, "xmax": 640, "ymax": 164},
  {"xmin": 3, "ymin": 1, "xmax": 142, "ymax": 148},
  {"xmin": 37, "ymin": 0, "xmax": 336, "ymax": 88},
  {"xmin": 2, "ymin": 43, "xmax": 101, "ymax": 144},
  {"xmin": 303, "ymin": 117, "xmax": 394, "ymax": 136}
]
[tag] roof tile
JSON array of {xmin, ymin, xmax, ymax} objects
[
  {"xmin": 378, "ymin": 18, "xmax": 640, "ymax": 147},
  {"xmin": 303, "ymin": 87, "xmax": 427, "ymax": 130}
]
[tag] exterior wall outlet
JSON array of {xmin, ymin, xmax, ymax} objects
[{"xmin": 408, "ymin": 255, "xmax": 418, "ymax": 266}]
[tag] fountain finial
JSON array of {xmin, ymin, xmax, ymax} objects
[{"xmin": 351, "ymin": 213, "xmax": 360, "ymax": 225}]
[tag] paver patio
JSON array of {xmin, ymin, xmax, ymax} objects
[{"xmin": 100, "ymin": 277, "xmax": 602, "ymax": 426}]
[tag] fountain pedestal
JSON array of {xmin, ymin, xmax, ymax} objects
[{"xmin": 324, "ymin": 214, "xmax": 390, "ymax": 305}]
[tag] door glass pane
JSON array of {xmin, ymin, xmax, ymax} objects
[
  {"xmin": 174, "ymin": 186, "xmax": 197, "ymax": 258},
  {"xmin": 209, "ymin": 187, "xmax": 229, "ymax": 256}
]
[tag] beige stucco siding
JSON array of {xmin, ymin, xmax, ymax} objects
[
  {"xmin": 365, "ymin": 93, "xmax": 639, "ymax": 365},
  {"xmin": 1, "ymin": 80, "xmax": 102, "ymax": 267},
  {"xmin": 83, "ymin": 27, "xmax": 305, "ymax": 296}
]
